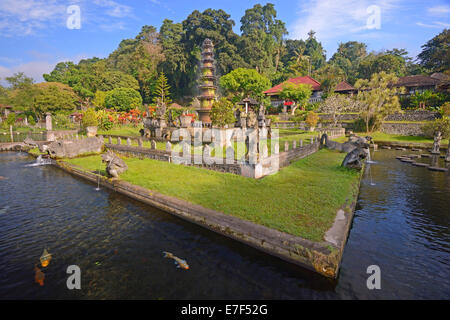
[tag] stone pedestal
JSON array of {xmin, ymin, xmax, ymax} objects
[{"xmin": 86, "ymin": 126, "xmax": 97, "ymax": 137}]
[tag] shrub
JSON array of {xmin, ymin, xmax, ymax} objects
[
  {"xmin": 352, "ymin": 117, "xmax": 382, "ymax": 133},
  {"xmin": 210, "ymin": 97, "xmax": 235, "ymax": 127},
  {"xmin": 422, "ymin": 117, "xmax": 450, "ymax": 139},
  {"xmin": 104, "ymin": 87, "xmax": 143, "ymax": 112},
  {"xmin": 53, "ymin": 113, "xmax": 71, "ymax": 129},
  {"xmin": 440, "ymin": 102, "xmax": 450, "ymax": 117},
  {"xmin": 81, "ymin": 108, "xmax": 98, "ymax": 128},
  {"xmin": 305, "ymin": 111, "xmax": 319, "ymax": 128},
  {"xmin": 6, "ymin": 113, "xmax": 16, "ymax": 126},
  {"xmin": 28, "ymin": 115, "xmax": 36, "ymax": 126}
]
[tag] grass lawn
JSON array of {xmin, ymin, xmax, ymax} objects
[
  {"xmin": 98, "ymin": 125, "xmax": 143, "ymax": 137},
  {"xmin": 332, "ymin": 132, "xmax": 449, "ymax": 145},
  {"xmin": 66, "ymin": 149, "xmax": 360, "ymax": 242}
]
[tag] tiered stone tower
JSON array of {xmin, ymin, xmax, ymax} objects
[{"xmin": 197, "ymin": 39, "xmax": 217, "ymax": 124}]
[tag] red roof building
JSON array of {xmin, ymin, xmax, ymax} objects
[
  {"xmin": 263, "ymin": 75, "xmax": 321, "ymax": 96},
  {"xmin": 263, "ymin": 76, "xmax": 323, "ymax": 112}
]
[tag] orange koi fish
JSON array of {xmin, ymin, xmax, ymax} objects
[
  {"xmin": 163, "ymin": 251, "xmax": 189, "ymax": 270},
  {"xmin": 40, "ymin": 249, "xmax": 52, "ymax": 267},
  {"xmin": 34, "ymin": 265, "xmax": 45, "ymax": 286}
]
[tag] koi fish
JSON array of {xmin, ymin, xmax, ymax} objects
[
  {"xmin": 40, "ymin": 248, "xmax": 52, "ymax": 267},
  {"xmin": 0, "ymin": 176, "xmax": 7, "ymax": 180},
  {"xmin": 163, "ymin": 251, "xmax": 189, "ymax": 270},
  {"xmin": 34, "ymin": 265, "xmax": 45, "ymax": 286}
]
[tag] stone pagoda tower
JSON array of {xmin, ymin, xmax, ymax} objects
[{"xmin": 197, "ymin": 39, "xmax": 217, "ymax": 124}]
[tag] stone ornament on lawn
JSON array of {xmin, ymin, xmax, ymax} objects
[
  {"xmin": 431, "ymin": 131, "xmax": 441, "ymax": 154},
  {"xmin": 101, "ymin": 150, "xmax": 128, "ymax": 179}
]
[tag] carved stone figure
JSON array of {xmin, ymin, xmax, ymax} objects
[
  {"xmin": 46, "ymin": 137, "xmax": 104, "ymax": 158},
  {"xmin": 23, "ymin": 137, "xmax": 52, "ymax": 153},
  {"xmin": 101, "ymin": 150, "xmax": 128, "ymax": 178},
  {"xmin": 431, "ymin": 131, "xmax": 442, "ymax": 154},
  {"xmin": 155, "ymin": 98, "xmax": 167, "ymax": 119},
  {"xmin": 341, "ymin": 147, "xmax": 367, "ymax": 170},
  {"xmin": 320, "ymin": 133, "xmax": 371, "ymax": 154},
  {"xmin": 246, "ymin": 111, "xmax": 258, "ymax": 128}
]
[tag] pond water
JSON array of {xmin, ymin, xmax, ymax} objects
[{"xmin": 0, "ymin": 150, "xmax": 448, "ymax": 299}]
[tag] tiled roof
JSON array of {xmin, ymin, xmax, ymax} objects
[
  {"xmin": 395, "ymin": 75, "xmax": 440, "ymax": 87},
  {"xmin": 334, "ymin": 81, "xmax": 356, "ymax": 92},
  {"xmin": 263, "ymin": 75, "xmax": 321, "ymax": 95}
]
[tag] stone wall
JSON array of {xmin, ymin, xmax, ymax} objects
[
  {"xmin": 380, "ymin": 122, "xmax": 425, "ymax": 136},
  {"xmin": 278, "ymin": 139, "xmax": 320, "ymax": 168},
  {"xmin": 318, "ymin": 110, "xmax": 440, "ymax": 122},
  {"xmin": 385, "ymin": 110, "xmax": 440, "ymax": 121}
]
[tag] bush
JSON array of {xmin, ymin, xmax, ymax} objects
[
  {"xmin": 53, "ymin": 113, "xmax": 71, "ymax": 129},
  {"xmin": 305, "ymin": 111, "xmax": 319, "ymax": 128},
  {"xmin": 352, "ymin": 117, "xmax": 382, "ymax": 133},
  {"xmin": 81, "ymin": 108, "xmax": 98, "ymax": 128},
  {"xmin": 104, "ymin": 87, "xmax": 143, "ymax": 112},
  {"xmin": 210, "ymin": 97, "xmax": 235, "ymax": 127},
  {"xmin": 266, "ymin": 104, "xmax": 282, "ymax": 114},
  {"xmin": 28, "ymin": 115, "xmax": 36, "ymax": 126},
  {"xmin": 6, "ymin": 113, "xmax": 16, "ymax": 126},
  {"xmin": 440, "ymin": 102, "xmax": 450, "ymax": 117},
  {"xmin": 422, "ymin": 117, "xmax": 450, "ymax": 139}
]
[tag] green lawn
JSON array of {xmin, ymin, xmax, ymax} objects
[
  {"xmin": 66, "ymin": 149, "xmax": 360, "ymax": 242},
  {"xmin": 332, "ymin": 132, "xmax": 449, "ymax": 145},
  {"xmin": 98, "ymin": 124, "xmax": 143, "ymax": 137}
]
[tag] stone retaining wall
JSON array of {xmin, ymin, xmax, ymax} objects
[{"xmin": 380, "ymin": 122, "xmax": 425, "ymax": 136}]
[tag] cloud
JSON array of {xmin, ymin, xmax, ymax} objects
[
  {"xmin": 290, "ymin": 0, "xmax": 401, "ymax": 41},
  {"xmin": 0, "ymin": 0, "xmax": 134, "ymax": 36},
  {"xmin": 427, "ymin": 5, "xmax": 450, "ymax": 17},
  {"xmin": 0, "ymin": 54, "xmax": 88, "ymax": 85},
  {"xmin": 92, "ymin": 0, "xmax": 133, "ymax": 18},
  {"xmin": 416, "ymin": 21, "xmax": 450, "ymax": 28},
  {"xmin": 0, "ymin": 0, "xmax": 66, "ymax": 36}
]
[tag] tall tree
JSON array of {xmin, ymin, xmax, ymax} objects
[
  {"xmin": 153, "ymin": 72, "xmax": 172, "ymax": 105},
  {"xmin": 239, "ymin": 3, "xmax": 287, "ymax": 74},
  {"xmin": 418, "ymin": 29, "xmax": 450, "ymax": 73},
  {"xmin": 304, "ymin": 30, "xmax": 326, "ymax": 70},
  {"xmin": 159, "ymin": 19, "xmax": 188, "ymax": 98},
  {"xmin": 354, "ymin": 72, "xmax": 404, "ymax": 133}
]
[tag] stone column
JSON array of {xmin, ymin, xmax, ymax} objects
[
  {"xmin": 138, "ymin": 138, "xmax": 143, "ymax": 147},
  {"xmin": 108, "ymin": 136, "xmax": 112, "ymax": 144},
  {"xmin": 127, "ymin": 138, "xmax": 131, "ymax": 146},
  {"xmin": 166, "ymin": 141, "xmax": 172, "ymax": 152},
  {"xmin": 117, "ymin": 137, "xmax": 121, "ymax": 145},
  {"xmin": 45, "ymin": 113, "xmax": 52, "ymax": 131},
  {"xmin": 284, "ymin": 141, "xmax": 289, "ymax": 152},
  {"xmin": 151, "ymin": 140, "xmax": 157, "ymax": 150}
]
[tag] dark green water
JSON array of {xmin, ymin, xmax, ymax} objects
[{"xmin": 0, "ymin": 150, "xmax": 448, "ymax": 299}]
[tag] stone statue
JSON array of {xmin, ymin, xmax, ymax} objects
[
  {"xmin": 321, "ymin": 133, "xmax": 371, "ymax": 154},
  {"xmin": 246, "ymin": 111, "xmax": 258, "ymax": 128},
  {"xmin": 46, "ymin": 137, "xmax": 104, "ymax": 158},
  {"xmin": 101, "ymin": 150, "xmax": 128, "ymax": 178},
  {"xmin": 155, "ymin": 98, "xmax": 167, "ymax": 119},
  {"xmin": 431, "ymin": 131, "xmax": 442, "ymax": 154},
  {"xmin": 341, "ymin": 147, "xmax": 368, "ymax": 170}
]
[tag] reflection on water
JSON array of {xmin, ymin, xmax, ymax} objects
[{"xmin": 0, "ymin": 151, "xmax": 448, "ymax": 299}]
